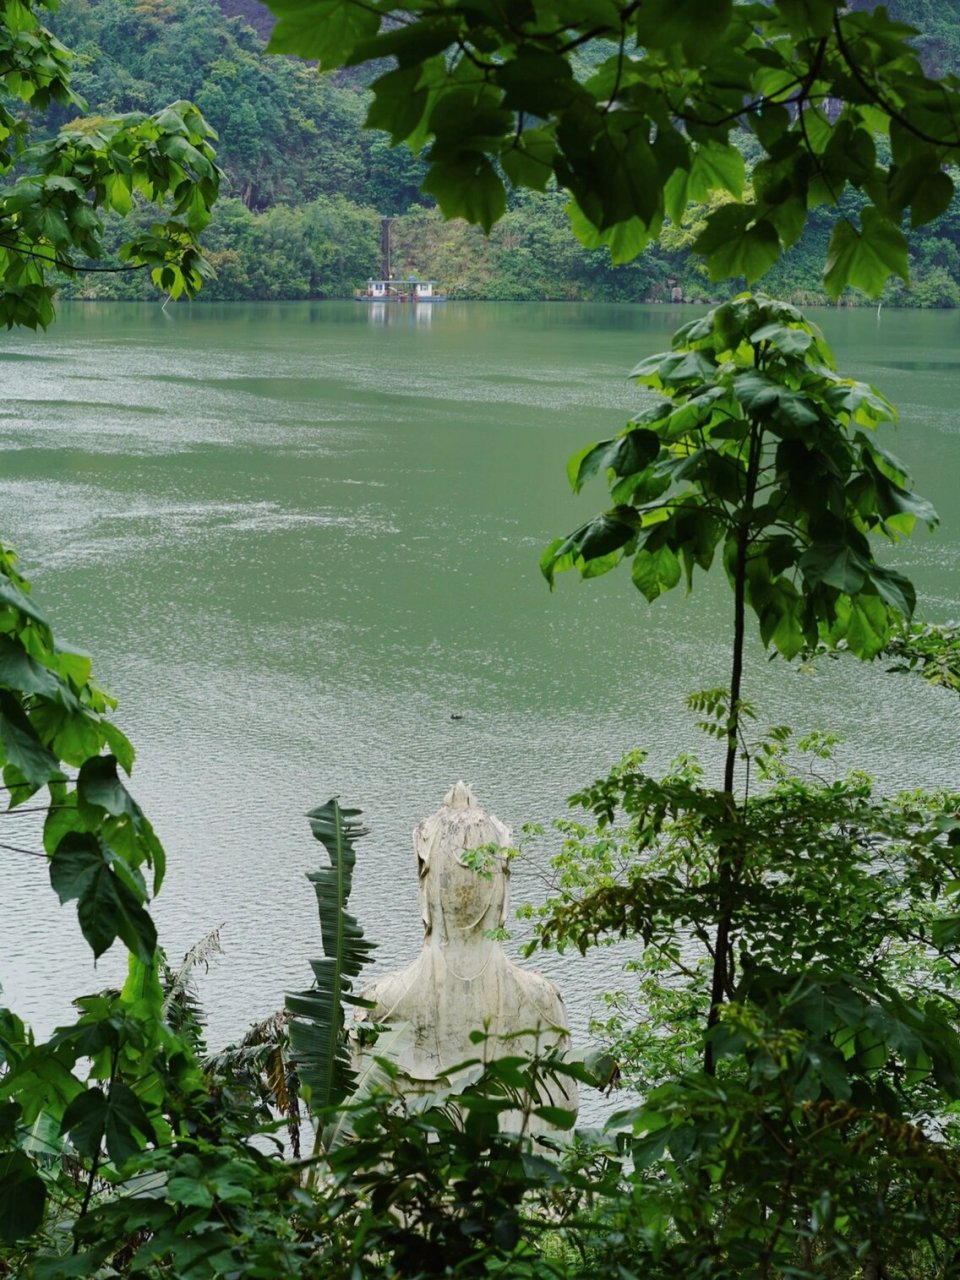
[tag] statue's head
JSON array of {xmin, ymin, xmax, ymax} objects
[{"xmin": 414, "ymin": 781, "xmax": 511, "ymax": 941}]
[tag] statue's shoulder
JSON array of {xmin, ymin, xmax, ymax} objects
[
  {"xmin": 503, "ymin": 961, "xmax": 570, "ymax": 1033},
  {"xmin": 358, "ymin": 957, "xmax": 422, "ymax": 1020}
]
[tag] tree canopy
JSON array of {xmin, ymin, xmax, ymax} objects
[
  {"xmin": 0, "ymin": 0, "xmax": 220, "ymax": 328},
  {"xmin": 265, "ymin": 0, "xmax": 960, "ymax": 297}
]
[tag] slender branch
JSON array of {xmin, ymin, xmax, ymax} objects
[
  {"xmin": 739, "ymin": 721, "xmax": 752, "ymax": 804},
  {"xmin": 0, "ymin": 839, "xmax": 45, "ymax": 858},
  {"xmin": 0, "ymin": 233, "xmax": 151, "ymax": 274},
  {"xmin": 603, "ymin": 18, "xmax": 629, "ymax": 115},
  {"xmin": 667, "ymin": 75, "xmax": 824, "ymax": 132},
  {"xmin": 557, "ymin": 14, "xmax": 636, "ymax": 58},
  {"xmin": 453, "ymin": 37, "xmax": 497, "ymax": 73},
  {"xmin": 0, "ymin": 804, "xmax": 68, "ymax": 814},
  {"xmin": 669, "ymin": 33, "xmax": 826, "ymax": 134},
  {"xmin": 797, "ymin": 98, "xmax": 843, "ymax": 210},
  {"xmin": 73, "ymin": 1043, "xmax": 120, "ymax": 1252},
  {"xmin": 705, "ymin": 398, "xmax": 763, "ymax": 1076},
  {"xmin": 832, "ymin": 10, "xmax": 960, "ymax": 149},
  {"xmin": 73, "ymin": 1152, "xmax": 101, "ymax": 1251},
  {"xmin": 648, "ymin": 937, "xmax": 701, "ymax": 982},
  {"xmin": 724, "ymin": 426, "xmax": 762, "ymax": 795}
]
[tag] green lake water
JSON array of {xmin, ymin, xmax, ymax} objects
[{"xmin": 1, "ymin": 299, "xmax": 958, "ymax": 1072}]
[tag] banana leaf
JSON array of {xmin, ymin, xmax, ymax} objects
[
  {"xmin": 322, "ymin": 1022, "xmax": 413, "ymax": 1150},
  {"xmin": 286, "ymin": 798, "xmax": 376, "ymax": 1114}
]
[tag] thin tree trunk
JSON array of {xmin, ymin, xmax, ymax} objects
[{"xmin": 705, "ymin": 415, "xmax": 761, "ymax": 1076}]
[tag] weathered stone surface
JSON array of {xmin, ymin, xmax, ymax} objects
[{"xmin": 355, "ymin": 781, "xmax": 578, "ymax": 1135}]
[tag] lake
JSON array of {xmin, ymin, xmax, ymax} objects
[{"xmin": 1, "ymin": 299, "xmax": 958, "ymax": 1093}]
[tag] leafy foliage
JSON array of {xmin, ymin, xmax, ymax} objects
[
  {"xmin": 50, "ymin": 0, "xmax": 427, "ymax": 216},
  {"xmin": 522, "ymin": 735, "xmax": 960, "ymax": 1276},
  {"xmin": 884, "ymin": 618, "xmax": 960, "ymax": 694},
  {"xmin": 264, "ymin": 0, "xmax": 960, "ymax": 297},
  {"xmin": 23, "ymin": 0, "xmax": 960, "ymax": 306},
  {"xmin": 306, "ymin": 1050, "xmax": 612, "ymax": 1280},
  {"xmin": 0, "ymin": 543, "xmax": 162, "ymax": 960},
  {"xmin": 543, "ymin": 293, "xmax": 935, "ymax": 661},
  {"xmin": 5, "ymin": 1, "xmax": 960, "ymax": 1277},
  {"xmin": 0, "ymin": 0, "xmax": 220, "ymax": 325}
]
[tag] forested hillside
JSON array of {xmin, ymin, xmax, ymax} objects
[{"xmin": 48, "ymin": 0, "xmax": 960, "ymax": 305}]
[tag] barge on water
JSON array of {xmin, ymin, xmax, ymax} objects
[{"xmin": 356, "ymin": 276, "xmax": 447, "ymax": 302}]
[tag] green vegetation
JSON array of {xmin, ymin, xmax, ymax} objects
[
  {"xmin": 3, "ymin": 1, "xmax": 960, "ymax": 1277},
  {"xmin": 265, "ymin": 0, "xmax": 960, "ymax": 300},
  {"xmin": 63, "ymin": 194, "xmax": 381, "ymax": 300},
  {"xmin": 32, "ymin": 0, "xmax": 960, "ymax": 306},
  {"xmin": 0, "ymin": 0, "xmax": 218, "ymax": 326}
]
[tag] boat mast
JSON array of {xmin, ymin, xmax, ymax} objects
[{"xmin": 381, "ymin": 217, "xmax": 392, "ymax": 281}]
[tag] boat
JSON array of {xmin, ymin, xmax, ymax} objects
[
  {"xmin": 355, "ymin": 276, "xmax": 447, "ymax": 303},
  {"xmin": 355, "ymin": 219, "xmax": 447, "ymax": 302}
]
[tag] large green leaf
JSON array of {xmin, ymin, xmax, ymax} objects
[
  {"xmin": 78, "ymin": 754, "xmax": 140, "ymax": 819},
  {"xmin": 58, "ymin": 1088, "xmax": 107, "ymax": 1160},
  {"xmin": 634, "ymin": 0, "xmax": 733, "ymax": 56},
  {"xmin": 631, "ymin": 544, "xmax": 681, "ymax": 602},
  {"xmin": 633, "ymin": 348, "xmax": 717, "ymax": 388},
  {"xmin": 0, "ymin": 1151, "xmax": 45, "ymax": 1244},
  {"xmin": 351, "ymin": 18, "xmax": 460, "ymax": 68},
  {"xmin": 749, "ymin": 322, "xmax": 813, "ymax": 358},
  {"xmin": 501, "ymin": 127, "xmax": 557, "ymax": 192},
  {"xmin": 496, "ymin": 52, "xmax": 574, "ymax": 115},
  {"xmin": 567, "ymin": 429, "xmax": 660, "ymax": 494},
  {"xmin": 745, "ymin": 567, "xmax": 806, "ymax": 657},
  {"xmin": 566, "ymin": 200, "xmax": 656, "ymax": 263},
  {"xmin": 888, "ymin": 158, "xmax": 954, "ymax": 228},
  {"xmin": 287, "ymin": 799, "xmax": 376, "ymax": 1117},
  {"xmin": 577, "ymin": 510, "xmax": 638, "ymax": 563},
  {"xmin": 59, "ymin": 1082, "xmax": 156, "ymax": 1167},
  {"xmin": 0, "ymin": 636, "xmax": 77, "ymax": 708},
  {"xmin": 693, "ymin": 205, "xmax": 781, "ymax": 283},
  {"xmin": 265, "ymin": 0, "xmax": 379, "ymax": 63},
  {"xmin": 77, "ymin": 755, "xmax": 165, "ymax": 892},
  {"xmin": 799, "ymin": 542, "xmax": 870, "ymax": 594},
  {"xmin": 49, "ymin": 833, "xmax": 157, "ymax": 962},
  {"xmin": 0, "ymin": 575, "xmax": 51, "ymax": 630},
  {"xmin": 365, "ymin": 67, "xmax": 429, "ymax": 146},
  {"xmin": 865, "ymin": 563, "xmax": 915, "ymax": 620},
  {"xmin": 823, "ymin": 207, "xmax": 909, "ymax": 300},
  {"xmin": 540, "ymin": 510, "xmax": 638, "ymax": 585},
  {"xmin": 830, "ymin": 594, "xmax": 892, "ymax": 658},
  {"xmin": 732, "ymin": 371, "xmax": 819, "ymax": 432},
  {"xmin": 421, "ymin": 152, "xmax": 507, "ymax": 233},
  {"xmin": 862, "ymin": 452, "xmax": 938, "ymax": 533},
  {"xmin": 776, "ymin": 0, "xmax": 838, "ymax": 35},
  {"xmin": 592, "ymin": 129, "xmax": 661, "ymax": 229},
  {"xmin": 102, "ymin": 1083, "xmax": 157, "ymax": 1165},
  {"xmin": 0, "ymin": 690, "xmax": 63, "ymax": 785},
  {"xmin": 665, "ymin": 144, "xmax": 744, "ymax": 222}
]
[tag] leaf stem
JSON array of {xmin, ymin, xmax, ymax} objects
[{"xmin": 73, "ymin": 1044, "xmax": 119, "ymax": 1253}]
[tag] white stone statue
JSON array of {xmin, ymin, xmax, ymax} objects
[{"xmin": 354, "ymin": 781, "xmax": 578, "ymax": 1135}]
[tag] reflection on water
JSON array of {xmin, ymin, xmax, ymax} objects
[
  {"xmin": 0, "ymin": 301, "xmax": 958, "ymax": 1126},
  {"xmin": 365, "ymin": 300, "xmax": 436, "ymax": 326}
]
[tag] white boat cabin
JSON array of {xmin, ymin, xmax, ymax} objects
[{"xmin": 363, "ymin": 277, "xmax": 440, "ymax": 300}]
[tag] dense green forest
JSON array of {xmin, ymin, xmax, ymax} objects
[
  {"xmin": 47, "ymin": 0, "xmax": 960, "ymax": 305},
  {"xmin": 5, "ymin": 1, "xmax": 960, "ymax": 1276}
]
